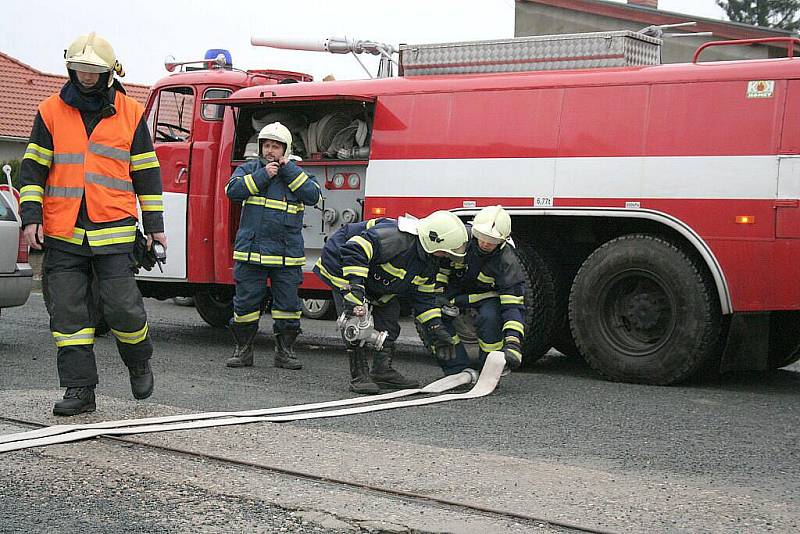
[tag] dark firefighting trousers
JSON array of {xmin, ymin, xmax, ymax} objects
[
  {"xmin": 231, "ymin": 262, "xmax": 303, "ymax": 333},
  {"xmin": 43, "ymin": 248, "xmax": 152, "ymax": 387},
  {"xmin": 440, "ymin": 297, "xmax": 503, "ymax": 375}
]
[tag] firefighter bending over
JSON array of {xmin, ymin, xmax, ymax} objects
[
  {"xmin": 224, "ymin": 122, "xmax": 321, "ymax": 370},
  {"xmin": 436, "ymin": 206, "xmax": 525, "ymax": 374},
  {"xmin": 314, "ymin": 211, "xmax": 469, "ymax": 394},
  {"xmin": 19, "ymin": 33, "xmax": 166, "ymax": 416}
]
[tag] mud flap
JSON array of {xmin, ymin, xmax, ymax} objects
[{"xmin": 719, "ymin": 312, "xmax": 769, "ymax": 373}]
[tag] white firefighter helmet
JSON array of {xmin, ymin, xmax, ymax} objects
[
  {"xmin": 258, "ymin": 122, "xmax": 292, "ymax": 157},
  {"xmin": 65, "ymin": 32, "xmax": 122, "ymax": 86},
  {"xmin": 471, "ymin": 205, "xmax": 511, "ymax": 244},
  {"xmin": 417, "ymin": 210, "xmax": 469, "ymax": 257}
]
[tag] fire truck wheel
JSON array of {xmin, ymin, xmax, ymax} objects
[
  {"xmin": 541, "ymin": 248, "xmax": 582, "ymax": 360},
  {"xmin": 194, "ymin": 285, "xmax": 234, "ymax": 328},
  {"xmin": 569, "ymin": 234, "xmax": 721, "ymax": 385},
  {"xmin": 551, "ymin": 321, "xmax": 582, "ymax": 359},
  {"xmin": 767, "ymin": 311, "xmax": 800, "ymax": 369},
  {"xmin": 301, "ymin": 298, "xmax": 336, "ymax": 320},
  {"xmin": 514, "ymin": 244, "xmax": 558, "ymax": 366}
]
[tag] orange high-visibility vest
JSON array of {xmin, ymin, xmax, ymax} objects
[{"xmin": 38, "ymin": 91, "xmax": 144, "ymax": 238}]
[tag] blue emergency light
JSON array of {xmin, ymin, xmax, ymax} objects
[{"xmin": 204, "ymin": 49, "xmax": 232, "ymax": 68}]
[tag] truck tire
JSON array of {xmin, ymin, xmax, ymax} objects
[
  {"xmin": 767, "ymin": 311, "xmax": 800, "ymax": 369},
  {"xmin": 569, "ymin": 234, "xmax": 721, "ymax": 385},
  {"xmin": 194, "ymin": 285, "xmax": 234, "ymax": 328},
  {"xmin": 552, "ymin": 322, "xmax": 582, "ymax": 359},
  {"xmin": 541, "ymin": 248, "xmax": 582, "ymax": 360},
  {"xmin": 514, "ymin": 244, "xmax": 558, "ymax": 366},
  {"xmin": 301, "ymin": 298, "xmax": 336, "ymax": 320}
]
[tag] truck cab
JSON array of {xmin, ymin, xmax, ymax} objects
[{"xmin": 136, "ymin": 52, "xmax": 311, "ymax": 326}]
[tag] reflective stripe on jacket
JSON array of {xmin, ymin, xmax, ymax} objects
[
  {"xmin": 447, "ymin": 231, "xmax": 527, "ymax": 339},
  {"xmin": 314, "ymin": 218, "xmax": 443, "ymax": 325},
  {"xmin": 225, "ymin": 159, "xmax": 320, "ymax": 267},
  {"xmin": 38, "ymin": 92, "xmax": 143, "ymax": 238}
]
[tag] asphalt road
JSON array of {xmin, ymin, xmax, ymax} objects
[{"xmin": 0, "ymin": 294, "xmax": 798, "ymax": 533}]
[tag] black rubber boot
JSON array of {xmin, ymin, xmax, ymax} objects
[
  {"xmin": 349, "ymin": 348, "xmax": 380, "ymax": 395},
  {"xmin": 227, "ymin": 322, "xmax": 258, "ymax": 368},
  {"xmin": 128, "ymin": 360, "xmax": 154, "ymax": 400},
  {"xmin": 370, "ymin": 348, "xmax": 419, "ymax": 390},
  {"xmin": 274, "ymin": 330, "xmax": 302, "ymax": 370},
  {"xmin": 53, "ymin": 386, "xmax": 96, "ymax": 416}
]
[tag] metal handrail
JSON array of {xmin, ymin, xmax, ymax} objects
[{"xmin": 693, "ymin": 37, "xmax": 800, "ymax": 63}]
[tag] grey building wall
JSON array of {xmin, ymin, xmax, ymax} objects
[
  {"xmin": 515, "ymin": 3, "xmax": 779, "ymax": 64},
  {"xmin": 0, "ymin": 139, "xmax": 25, "ymax": 162}
]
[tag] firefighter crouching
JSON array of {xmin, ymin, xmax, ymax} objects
[
  {"xmin": 224, "ymin": 122, "xmax": 321, "ymax": 370},
  {"xmin": 436, "ymin": 206, "xmax": 525, "ymax": 374},
  {"xmin": 19, "ymin": 33, "xmax": 166, "ymax": 416},
  {"xmin": 314, "ymin": 211, "xmax": 469, "ymax": 394}
]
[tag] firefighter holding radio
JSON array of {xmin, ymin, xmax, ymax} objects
[
  {"xmin": 314, "ymin": 211, "xmax": 469, "ymax": 394},
  {"xmin": 437, "ymin": 205, "xmax": 526, "ymax": 375},
  {"xmin": 224, "ymin": 122, "xmax": 321, "ymax": 371},
  {"xmin": 19, "ymin": 33, "xmax": 166, "ymax": 416}
]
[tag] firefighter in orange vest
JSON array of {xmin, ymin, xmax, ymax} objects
[{"xmin": 19, "ymin": 33, "xmax": 166, "ymax": 416}]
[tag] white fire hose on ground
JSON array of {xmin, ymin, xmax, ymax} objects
[{"xmin": 0, "ymin": 352, "xmax": 506, "ymax": 453}]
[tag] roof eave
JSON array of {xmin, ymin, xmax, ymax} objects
[{"xmin": 518, "ymin": 0, "xmax": 795, "ymax": 41}]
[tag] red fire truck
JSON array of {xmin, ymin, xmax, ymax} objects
[{"xmin": 137, "ymin": 32, "xmax": 800, "ymax": 385}]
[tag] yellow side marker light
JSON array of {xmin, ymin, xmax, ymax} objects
[{"xmin": 735, "ymin": 215, "xmax": 755, "ymax": 224}]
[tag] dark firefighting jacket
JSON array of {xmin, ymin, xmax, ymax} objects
[
  {"xmin": 225, "ymin": 158, "xmax": 320, "ymax": 267},
  {"xmin": 314, "ymin": 218, "xmax": 444, "ymax": 327},
  {"xmin": 445, "ymin": 231, "xmax": 527, "ymax": 341}
]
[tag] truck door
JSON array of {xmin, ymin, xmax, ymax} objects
[{"xmin": 145, "ymin": 86, "xmax": 195, "ymax": 278}]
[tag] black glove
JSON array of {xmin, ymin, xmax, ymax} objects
[
  {"xmin": 503, "ymin": 335, "xmax": 523, "ymax": 370},
  {"xmin": 451, "ymin": 294, "xmax": 469, "ymax": 308},
  {"xmin": 341, "ymin": 284, "xmax": 365, "ymax": 317},
  {"xmin": 436, "ymin": 343, "xmax": 456, "ymax": 361},
  {"xmin": 435, "ymin": 294, "xmax": 459, "ymax": 318},
  {"xmin": 428, "ymin": 322, "xmax": 453, "ymax": 347},
  {"xmin": 427, "ymin": 322, "xmax": 456, "ymax": 359},
  {"xmin": 132, "ymin": 229, "xmax": 155, "ymax": 272}
]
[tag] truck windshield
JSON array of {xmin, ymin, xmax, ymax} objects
[{"xmin": 150, "ymin": 87, "xmax": 195, "ymax": 143}]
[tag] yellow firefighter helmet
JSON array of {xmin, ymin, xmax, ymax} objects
[{"xmin": 65, "ymin": 32, "xmax": 123, "ymax": 86}]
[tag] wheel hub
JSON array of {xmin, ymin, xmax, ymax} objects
[
  {"xmin": 625, "ymin": 293, "xmax": 664, "ymax": 331},
  {"xmin": 600, "ymin": 270, "xmax": 676, "ymax": 356}
]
